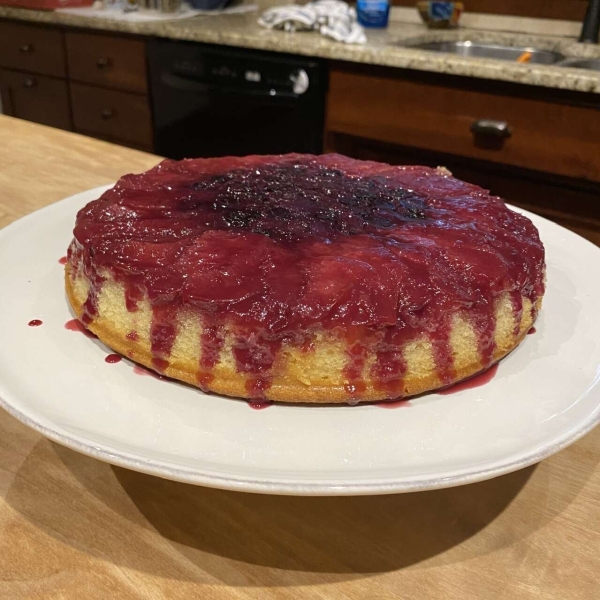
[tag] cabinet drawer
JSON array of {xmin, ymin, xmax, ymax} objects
[
  {"xmin": 70, "ymin": 83, "xmax": 152, "ymax": 146},
  {"xmin": 0, "ymin": 69, "xmax": 71, "ymax": 131},
  {"xmin": 0, "ymin": 22, "xmax": 66, "ymax": 78},
  {"xmin": 327, "ymin": 68, "xmax": 600, "ymax": 182},
  {"xmin": 66, "ymin": 32, "xmax": 147, "ymax": 93}
]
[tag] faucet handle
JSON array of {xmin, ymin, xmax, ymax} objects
[{"xmin": 579, "ymin": 0, "xmax": 600, "ymax": 44}]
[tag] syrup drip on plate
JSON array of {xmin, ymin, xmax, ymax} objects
[
  {"xmin": 375, "ymin": 399, "xmax": 411, "ymax": 408},
  {"xmin": 65, "ymin": 318, "xmax": 97, "ymax": 338},
  {"xmin": 28, "ymin": 319, "xmax": 43, "ymax": 327},
  {"xmin": 105, "ymin": 354, "xmax": 122, "ymax": 364},
  {"xmin": 133, "ymin": 364, "xmax": 166, "ymax": 380},
  {"xmin": 248, "ymin": 400, "xmax": 272, "ymax": 410},
  {"xmin": 438, "ymin": 363, "xmax": 499, "ymax": 395},
  {"xmin": 58, "ymin": 256, "xmax": 67, "ymax": 265}
]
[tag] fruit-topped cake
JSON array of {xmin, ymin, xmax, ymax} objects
[{"xmin": 65, "ymin": 153, "xmax": 545, "ymax": 403}]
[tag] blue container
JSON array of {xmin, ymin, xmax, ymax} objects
[
  {"xmin": 356, "ymin": 0, "xmax": 390, "ymax": 28},
  {"xmin": 429, "ymin": 2, "xmax": 455, "ymax": 20}
]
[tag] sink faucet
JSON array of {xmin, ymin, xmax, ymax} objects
[{"xmin": 580, "ymin": 0, "xmax": 600, "ymax": 43}]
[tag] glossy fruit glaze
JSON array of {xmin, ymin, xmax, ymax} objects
[{"xmin": 68, "ymin": 154, "xmax": 545, "ymax": 400}]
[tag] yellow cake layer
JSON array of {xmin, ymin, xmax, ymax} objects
[{"xmin": 66, "ymin": 264, "xmax": 540, "ymax": 403}]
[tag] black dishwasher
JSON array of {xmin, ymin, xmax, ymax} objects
[{"xmin": 148, "ymin": 39, "xmax": 327, "ymax": 159}]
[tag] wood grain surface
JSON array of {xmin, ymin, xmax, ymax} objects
[{"xmin": 0, "ymin": 115, "xmax": 599, "ymax": 600}]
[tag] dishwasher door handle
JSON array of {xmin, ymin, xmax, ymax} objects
[{"xmin": 160, "ymin": 72, "xmax": 300, "ymax": 101}]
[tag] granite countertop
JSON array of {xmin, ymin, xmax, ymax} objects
[{"xmin": 2, "ymin": 5, "xmax": 600, "ymax": 94}]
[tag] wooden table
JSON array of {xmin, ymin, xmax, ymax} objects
[{"xmin": 1, "ymin": 115, "xmax": 599, "ymax": 600}]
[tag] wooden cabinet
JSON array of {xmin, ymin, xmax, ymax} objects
[
  {"xmin": 0, "ymin": 69, "xmax": 71, "ymax": 130},
  {"xmin": 0, "ymin": 20, "xmax": 152, "ymax": 151},
  {"xmin": 71, "ymin": 83, "xmax": 152, "ymax": 147},
  {"xmin": 0, "ymin": 21, "xmax": 66, "ymax": 78},
  {"xmin": 327, "ymin": 65, "xmax": 600, "ymax": 183},
  {"xmin": 65, "ymin": 31, "xmax": 152, "ymax": 149},
  {"xmin": 65, "ymin": 32, "xmax": 148, "ymax": 94}
]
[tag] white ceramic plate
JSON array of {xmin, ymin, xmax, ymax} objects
[{"xmin": 1, "ymin": 186, "xmax": 599, "ymax": 496}]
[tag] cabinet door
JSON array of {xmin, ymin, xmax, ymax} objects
[
  {"xmin": 0, "ymin": 69, "xmax": 71, "ymax": 131},
  {"xmin": 65, "ymin": 32, "xmax": 148, "ymax": 94},
  {"xmin": 0, "ymin": 22, "xmax": 66, "ymax": 78},
  {"xmin": 70, "ymin": 82, "xmax": 152, "ymax": 147}
]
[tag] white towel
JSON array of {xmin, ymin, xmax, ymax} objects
[{"xmin": 258, "ymin": 0, "xmax": 366, "ymax": 45}]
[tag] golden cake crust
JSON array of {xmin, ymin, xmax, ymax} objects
[{"xmin": 66, "ymin": 265, "xmax": 541, "ymax": 403}]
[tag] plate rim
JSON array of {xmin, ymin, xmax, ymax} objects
[
  {"xmin": 1, "ymin": 185, "xmax": 600, "ymax": 496},
  {"xmin": 1, "ymin": 382, "xmax": 600, "ymax": 496}
]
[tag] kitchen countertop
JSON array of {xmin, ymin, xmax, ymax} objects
[
  {"xmin": 1, "ymin": 116, "xmax": 600, "ymax": 599},
  {"xmin": 3, "ymin": 5, "xmax": 600, "ymax": 94}
]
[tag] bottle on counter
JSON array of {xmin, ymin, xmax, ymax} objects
[{"xmin": 356, "ymin": 0, "xmax": 390, "ymax": 28}]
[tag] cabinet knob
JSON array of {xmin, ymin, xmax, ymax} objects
[
  {"xmin": 19, "ymin": 43, "xmax": 34, "ymax": 53},
  {"xmin": 23, "ymin": 77, "xmax": 37, "ymax": 88},
  {"xmin": 96, "ymin": 57, "xmax": 111, "ymax": 69},
  {"xmin": 470, "ymin": 119, "xmax": 512, "ymax": 138},
  {"xmin": 101, "ymin": 108, "xmax": 115, "ymax": 120}
]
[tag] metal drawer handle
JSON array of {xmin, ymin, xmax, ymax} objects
[
  {"xmin": 96, "ymin": 57, "xmax": 111, "ymax": 69},
  {"xmin": 101, "ymin": 108, "xmax": 115, "ymax": 120},
  {"xmin": 19, "ymin": 43, "xmax": 34, "ymax": 53},
  {"xmin": 471, "ymin": 119, "xmax": 512, "ymax": 138},
  {"xmin": 23, "ymin": 77, "xmax": 37, "ymax": 88}
]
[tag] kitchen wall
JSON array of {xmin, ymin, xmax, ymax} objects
[{"xmin": 392, "ymin": 0, "xmax": 588, "ymax": 21}]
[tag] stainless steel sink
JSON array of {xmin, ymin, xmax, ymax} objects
[
  {"xmin": 407, "ymin": 41, "xmax": 565, "ymax": 65},
  {"xmin": 559, "ymin": 58, "xmax": 600, "ymax": 71}
]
